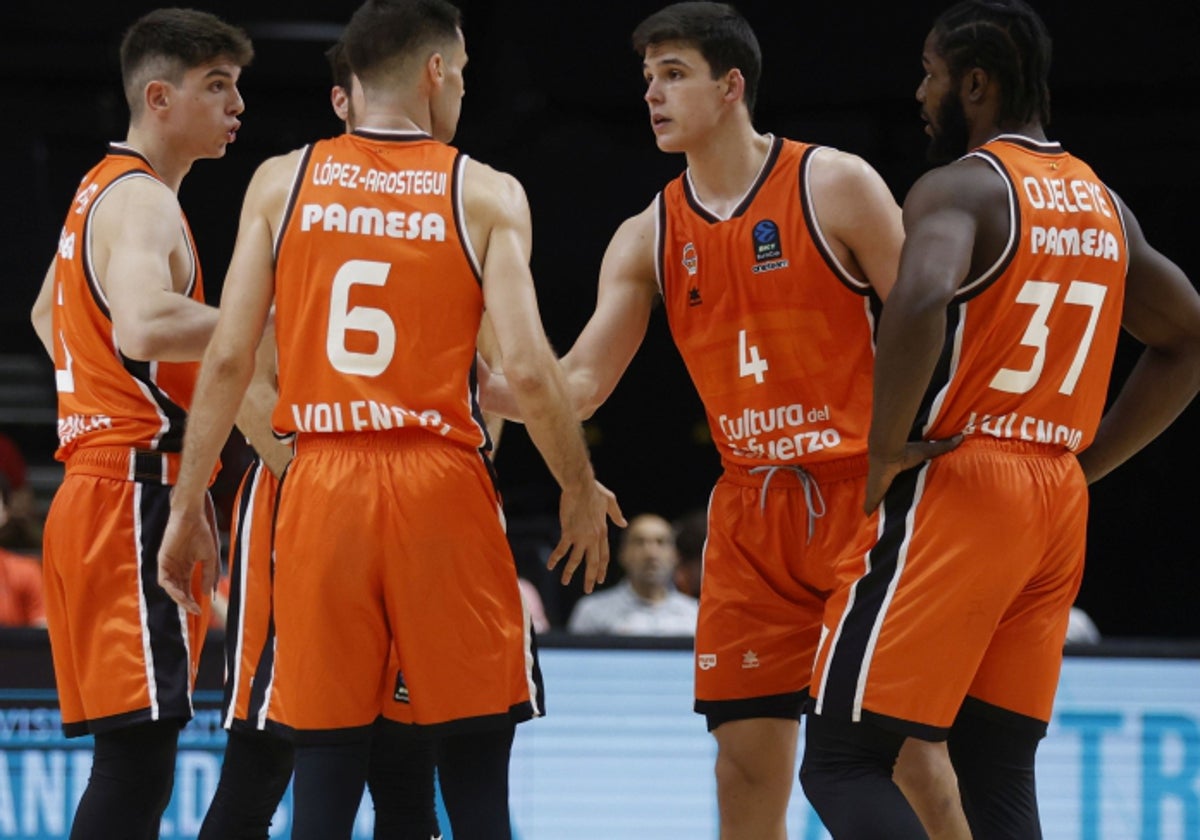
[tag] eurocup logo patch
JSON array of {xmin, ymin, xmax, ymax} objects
[
  {"xmin": 697, "ymin": 653, "xmax": 717, "ymax": 670},
  {"xmin": 683, "ymin": 242, "xmax": 703, "ymax": 306},
  {"xmin": 753, "ymin": 220, "xmax": 782, "ymax": 261}
]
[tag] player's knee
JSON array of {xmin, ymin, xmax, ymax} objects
[{"xmin": 893, "ymin": 738, "xmax": 960, "ymax": 810}]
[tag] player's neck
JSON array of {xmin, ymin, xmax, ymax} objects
[
  {"xmin": 684, "ymin": 123, "xmax": 772, "ymax": 217},
  {"xmin": 121, "ymin": 127, "xmax": 189, "ymax": 192}
]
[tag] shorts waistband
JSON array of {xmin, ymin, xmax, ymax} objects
[
  {"xmin": 65, "ymin": 447, "xmax": 180, "ymax": 485},
  {"xmin": 295, "ymin": 429, "xmax": 461, "ymax": 454},
  {"xmin": 956, "ymin": 435, "xmax": 1075, "ymax": 458},
  {"xmin": 719, "ymin": 454, "xmax": 868, "ymax": 487}
]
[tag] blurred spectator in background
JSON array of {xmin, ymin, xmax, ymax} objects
[
  {"xmin": 0, "ymin": 473, "xmax": 46, "ymax": 627},
  {"xmin": 672, "ymin": 507, "xmax": 707, "ymax": 600},
  {"xmin": 0, "ymin": 432, "xmax": 42, "ymax": 550},
  {"xmin": 568, "ymin": 513, "xmax": 698, "ymax": 636}
]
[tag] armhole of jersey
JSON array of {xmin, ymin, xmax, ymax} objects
[
  {"xmin": 955, "ymin": 150, "xmax": 1019, "ymax": 302},
  {"xmin": 802, "ymin": 146, "xmax": 872, "ymax": 295},
  {"xmin": 81, "ymin": 170, "xmax": 162, "ymax": 320},
  {"xmin": 273, "ymin": 145, "xmax": 313, "ymax": 260},
  {"xmin": 1109, "ymin": 186, "xmax": 1130, "ymax": 273},
  {"xmin": 179, "ymin": 222, "xmax": 198, "ymax": 299},
  {"xmin": 653, "ymin": 193, "xmax": 666, "ymax": 298},
  {"xmin": 452, "ymin": 152, "xmax": 484, "ymax": 284}
]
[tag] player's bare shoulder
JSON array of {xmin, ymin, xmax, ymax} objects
[
  {"xmin": 460, "ymin": 157, "xmax": 532, "ymax": 262},
  {"xmin": 248, "ymin": 149, "xmax": 308, "ymax": 210},
  {"xmin": 462, "ymin": 157, "xmax": 530, "ymax": 226},
  {"xmin": 905, "ymin": 154, "xmax": 1006, "ymax": 218},
  {"xmin": 808, "ymin": 147, "xmax": 898, "ymax": 219}
]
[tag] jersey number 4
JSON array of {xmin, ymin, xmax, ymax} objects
[
  {"xmin": 989, "ymin": 279, "xmax": 1107, "ymax": 396},
  {"xmin": 738, "ymin": 329, "xmax": 768, "ymax": 384}
]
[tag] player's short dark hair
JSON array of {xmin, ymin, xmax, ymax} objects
[
  {"xmin": 119, "ymin": 8, "xmax": 253, "ymax": 116},
  {"xmin": 931, "ymin": 0, "xmax": 1052, "ymax": 126},
  {"xmin": 342, "ymin": 0, "xmax": 462, "ymax": 88},
  {"xmin": 325, "ymin": 39, "xmax": 353, "ymax": 92},
  {"xmin": 632, "ymin": 1, "xmax": 762, "ymax": 116}
]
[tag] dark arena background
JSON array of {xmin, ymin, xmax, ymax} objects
[{"xmin": 2, "ymin": 2, "xmax": 1199, "ymax": 837}]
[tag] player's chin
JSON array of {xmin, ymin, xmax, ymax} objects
[{"xmin": 655, "ymin": 135, "xmax": 685, "ymax": 154}]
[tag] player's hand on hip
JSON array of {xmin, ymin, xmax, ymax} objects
[
  {"xmin": 864, "ymin": 435, "xmax": 962, "ymax": 514},
  {"xmin": 547, "ymin": 480, "xmax": 626, "ymax": 593},
  {"xmin": 157, "ymin": 502, "xmax": 219, "ymax": 615}
]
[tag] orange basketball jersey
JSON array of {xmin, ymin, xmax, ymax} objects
[
  {"xmin": 658, "ymin": 137, "xmax": 880, "ymax": 469},
  {"xmin": 271, "ymin": 130, "xmax": 489, "ymax": 450},
  {"xmin": 51, "ymin": 144, "xmax": 204, "ymax": 462},
  {"xmin": 919, "ymin": 135, "xmax": 1129, "ymax": 451}
]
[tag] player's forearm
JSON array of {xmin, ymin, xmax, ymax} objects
[
  {"xmin": 235, "ymin": 379, "xmax": 292, "ymax": 479},
  {"xmin": 31, "ymin": 263, "xmax": 55, "ymax": 358},
  {"xmin": 507, "ymin": 355, "xmax": 595, "ymax": 492},
  {"xmin": 1077, "ymin": 345, "xmax": 1200, "ymax": 484},
  {"xmin": 869, "ymin": 298, "xmax": 947, "ymax": 457},
  {"xmin": 172, "ymin": 349, "xmax": 257, "ymax": 510},
  {"xmin": 560, "ymin": 358, "xmax": 607, "ymax": 421}
]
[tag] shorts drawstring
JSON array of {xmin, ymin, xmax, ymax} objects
[{"xmin": 749, "ymin": 465, "xmax": 827, "ymax": 541}]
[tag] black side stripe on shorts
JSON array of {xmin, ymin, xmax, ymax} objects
[
  {"xmin": 136, "ymin": 482, "xmax": 192, "ymax": 721},
  {"xmin": 246, "ymin": 463, "xmax": 286, "ymax": 726},
  {"xmin": 222, "ymin": 460, "xmax": 261, "ymax": 722},
  {"xmin": 819, "ymin": 462, "xmax": 928, "ymax": 720}
]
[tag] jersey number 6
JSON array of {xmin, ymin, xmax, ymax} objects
[{"xmin": 326, "ymin": 259, "xmax": 396, "ymax": 377}]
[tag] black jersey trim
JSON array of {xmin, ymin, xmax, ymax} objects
[
  {"xmin": 682, "ymin": 135, "xmax": 783, "ymax": 223},
  {"xmin": 955, "ymin": 150, "xmax": 1020, "ymax": 303},
  {"xmin": 799, "ymin": 145, "xmax": 872, "ymax": 296},
  {"xmin": 274, "ymin": 144, "xmax": 315, "ymax": 260}
]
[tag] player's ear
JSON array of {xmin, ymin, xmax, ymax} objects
[
  {"xmin": 963, "ymin": 66, "xmax": 989, "ymax": 105},
  {"xmin": 144, "ymin": 79, "xmax": 170, "ymax": 113},
  {"xmin": 427, "ymin": 51, "xmax": 445, "ymax": 88},
  {"xmin": 722, "ymin": 68, "xmax": 745, "ymax": 106}
]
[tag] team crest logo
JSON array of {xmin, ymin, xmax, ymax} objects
[
  {"xmin": 682, "ymin": 241, "xmax": 703, "ymax": 305},
  {"xmin": 753, "ymin": 220, "xmax": 782, "ymax": 261},
  {"xmin": 682, "ymin": 242, "xmax": 698, "ymax": 275}
]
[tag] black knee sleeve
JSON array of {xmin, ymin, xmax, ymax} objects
[
  {"xmin": 70, "ymin": 720, "xmax": 180, "ymax": 840},
  {"xmin": 948, "ymin": 699, "xmax": 1045, "ymax": 838},
  {"xmin": 435, "ymin": 725, "xmax": 515, "ymax": 840},
  {"xmin": 799, "ymin": 715, "xmax": 929, "ymax": 840},
  {"xmin": 367, "ymin": 719, "xmax": 440, "ymax": 840},
  {"xmin": 198, "ymin": 729, "xmax": 295, "ymax": 840}
]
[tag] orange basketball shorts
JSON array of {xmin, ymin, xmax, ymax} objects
[
  {"xmin": 694, "ymin": 456, "xmax": 875, "ymax": 726},
  {"xmin": 266, "ymin": 431, "xmax": 537, "ymax": 740},
  {"xmin": 42, "ymin": 446, "xmax": 211, "ymax": 736},
  {"xmin": 811, "ymin": 438, "xmax": 1087, "ymax": 739}
]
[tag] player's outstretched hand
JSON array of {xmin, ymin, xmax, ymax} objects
[
  {"xmin": 865, "ymin": 435, "xmax": 963, "ymax": 514},
  {"xmin": 547, "ymin": 480, "xmax": 626, "ymax": 593},
  {"xmin": 157, "ymin": 501, "xmax": 219, "ymax": 615}
]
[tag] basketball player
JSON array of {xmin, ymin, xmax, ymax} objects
[
  {"xmin": 483, "ymin": 3, "xmax": 967, "ymax": 838},
  {"xmin": 28, "ymin": 8, "xmax": 252, "ymax": 837},
  {"xmin": 157, "ymin": 1, "xmax": 621, "ymax": 838},
  {"xmin": 799, "ymin": 1, "xmax": 1200, "ymax": 837}
]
